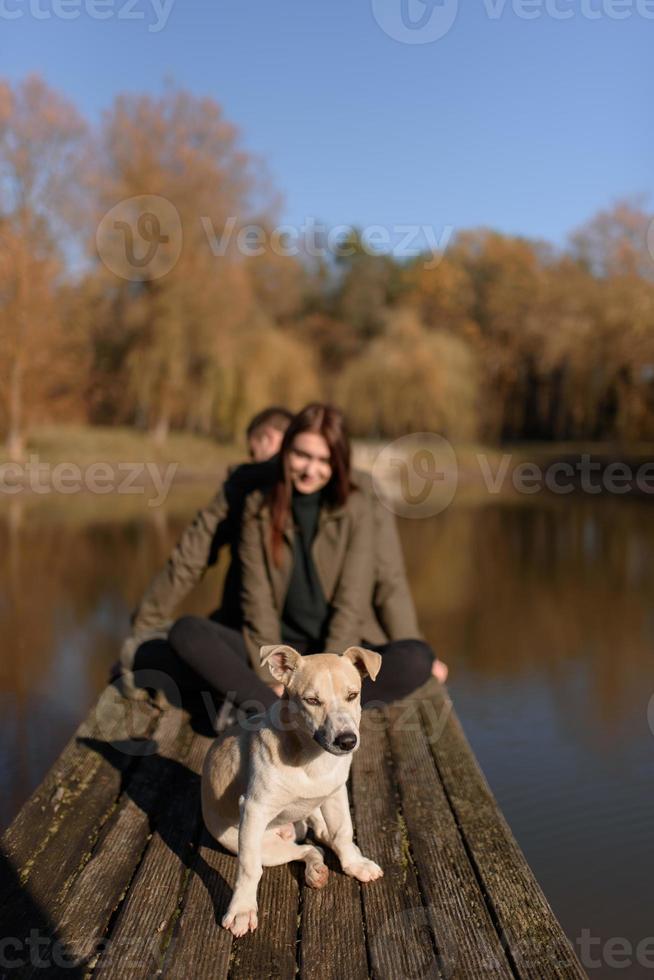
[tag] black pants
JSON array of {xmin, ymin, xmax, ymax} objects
[{"xmin": 164, "ymin": 615, "xmax": 435, "ymax": 712}]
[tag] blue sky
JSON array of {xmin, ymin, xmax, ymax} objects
[{"xmin": 2, "ymin": 0, "xmax": 652, "ymax": 248}]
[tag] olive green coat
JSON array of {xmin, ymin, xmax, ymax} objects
[
  {"xmin": 129, "ymin": 464, "xmax": 421, "ymax": 678},
  {"xmin": 239, "ymin": 484, "xmax": 395, "ymax": 681}
]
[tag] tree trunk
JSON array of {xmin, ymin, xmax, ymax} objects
[
  {"xmin": 7, "ymin": 359, "xmax": 25, "ymax": 462},
  {"xmin": 151, "ymin": 411, "xmax": 169, "ymax": 447}
]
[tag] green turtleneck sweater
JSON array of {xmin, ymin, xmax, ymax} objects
[{"xmin": 281, "ymin": 487, "xmax": 329, "ymax": 646}]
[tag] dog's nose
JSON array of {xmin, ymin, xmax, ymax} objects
[{"xmin": 334, "ymin": 730, "xmax": 357, "ymax": 752}]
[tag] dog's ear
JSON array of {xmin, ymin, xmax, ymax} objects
[
  {"xmin": 260, "ymin": 644, "xmax": 302, "ymax": 684},
  {"xmin": 341, "ymin": 646, "xmax": 382, "ymax": 682}
]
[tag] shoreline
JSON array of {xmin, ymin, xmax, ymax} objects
[{"xmin": 3, "ymin": 426, "xmax": 654, "ymax": 507}]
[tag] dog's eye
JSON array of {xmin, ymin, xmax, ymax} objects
[
  {"xmin": 346, "ymin": 691, "xmax": 358, "ymax": 701},
  {"xmin": 304, "ymin": 697, "xmax": 322, "ymax": 706}
]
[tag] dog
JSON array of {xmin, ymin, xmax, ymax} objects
[{"xmin": 201, "ymin": 643, "xmax": 385, "ymax": 937}]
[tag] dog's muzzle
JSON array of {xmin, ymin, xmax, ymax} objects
[
  {"xmin": 314, "ymin": 727, "xmax": 358, "ymax": 754},
  {"xmin": 334, "ymin": 730, "xmax": 358, "ymax": 752}
]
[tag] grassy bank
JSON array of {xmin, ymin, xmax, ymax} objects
[
  {"xmin": 2, "ymin": 425, "xmax": 654, "ymax": 508},
  {"xmin": 0, "ymin": 426, "xmax": 510, "ymax": 487},
  {"xmin": 0, "ymin": 425, "xmax": 243, "ymax": 476}
]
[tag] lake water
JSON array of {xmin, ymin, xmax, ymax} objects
[{"xmin": 1, "ymin": 486, "xmax": 652, "ymax": 978}]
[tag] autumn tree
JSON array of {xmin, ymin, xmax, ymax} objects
[
  {"xmin": 402, "ymin": 254, "xmax": 475, "ymax": 334},
  {"xmin": 332, "ymin": 230, "xmax": 405, "ymax": 345},
  {"xmin": 89, "ymin": 85, "xmax": 273, "ymax": 444},
  {"xmin": 5, "ymin": 73, "xmax": 654, "ymax": 450},
  {"xmin": 565, "ymin": 202, "xmax": 654, "ymax": 439},
  {"xmin": 0, "ymin": 75, "xmax": 87, "ymax": 458},
  {"xmin": 570, "ymin": 198, "xmax": 653, "ymax": 280},
  {"xmin": 335, "ymin": 308, "xmax": 479, "ymax": 440}
]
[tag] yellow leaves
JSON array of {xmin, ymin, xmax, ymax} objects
[
  {"xmin": 403, "ymin": 254, "xmax": 473, "ymax": 330},
  {"xmin": 335, "ymin": 308, "xmax": 480, "ymax": 442},
  {"xmin": 0, "ymin": 81, "xmax": 13, "ymax": 128},
  {"xmin": 2, "ymin": 74, "xmax": 654, "ymax": 447},
  {"xmin": 224, "ymin": 320, "xmax": 321, "ymax": 439}
]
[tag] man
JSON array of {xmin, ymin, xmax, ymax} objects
[
  {"xmin": 119, "ymin": 405, "xmax": 436, "ymax": 700},
  {"xmin": 124, "ymin": 408, "xmax": 291, "ymax": 640},
  {"xmin": 246, "ymin": 406, "xmax": 292, "ymax": 462}
]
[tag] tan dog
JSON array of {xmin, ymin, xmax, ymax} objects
[{"xmin": 201, "ymin": 643, "xmax": 384, "ymax": 937}]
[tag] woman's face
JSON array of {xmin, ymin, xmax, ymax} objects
[{"xmin": 288, "ymin": 432, "xmax": 333, "ymax": 494}]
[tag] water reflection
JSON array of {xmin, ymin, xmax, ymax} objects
[
  {"xmin": 399, "ymin": 497, "xmax": 654, "ymax": 979},
  {"xmin": 1, "ymin": 488, "xmax": 653, "ymax": 976},
  {"xmin": 402, "ymin": 497, "xmax": 654, "ymax": 741}
]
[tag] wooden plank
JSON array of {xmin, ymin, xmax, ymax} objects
[
  {"xmin": 1, "ymin": 756, "xmax": 127, "ymax": 934},
  {"xmin": 386, "ymin": 697, "xmax": 515, "ymax": 979},
  {"xmin": 162, "ymin": 730, "xmax": 300, "ymax": 980},
  {"xmin": 160, "ymin": 826, "xmax": 235, "ymax": 979},
  {"xmin": 227, "ymin": 864, "xmax": 299, "ymax": 980},
  {"xmin": 298, "ymin": 844, "xmax": 368, "ymax": 980},
  {"xmin": 92, "ymin": 729, "xmax": 211, "ymax": 979},
  {"xmin": 419, "ymin": 680, "xmax": 588, "ymax": 980},
  {"xmin": 1, "ymin": 676, "xmax": 585, "ymax": 980},
  {"xmin": 1, "ymin": 684, "xmax": 155, "ymax": 879},
  {"xmin": 17, "ymin": 707, "xmax": 190, "ymax": 977},
  {"xmin": 350, "ymin": 708, "xmax": 441, "ymax": 980},
  {"xmin": 0, "ymin": 688, "xmax": 160, "ymax": 957}
]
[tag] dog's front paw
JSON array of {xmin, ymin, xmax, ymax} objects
[
  {"xmin": 222, "ymin": 902, "xmax": 258, "ymax": 937},
  {"xmin": 343, "ymin": 858, "xmax": 384, "ymax": 883},
  {"xmin": 305, "ymin": 850, "xmax": 329, "ymax": 889}
]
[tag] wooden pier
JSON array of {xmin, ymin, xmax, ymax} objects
[{"xmin": 0, "ymin": 677, "xmax": 587, "ymax": 978}]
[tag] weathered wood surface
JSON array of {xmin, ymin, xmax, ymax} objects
[
  {"xmin": 419, "ymin": 685, "xmax": 588, "ymax": 979},
  {"xmin": 0, "ymin": 678, "xmax": 587, "ymax": 979}
]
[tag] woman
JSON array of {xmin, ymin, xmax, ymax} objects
[{"xmin": 227, "ymin": 403, "xmax": 445, "ymax": 706}]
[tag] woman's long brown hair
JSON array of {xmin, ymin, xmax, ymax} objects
[{"xmin": 269, "ymin": 403, "xmax": 352, "ymax": 566}]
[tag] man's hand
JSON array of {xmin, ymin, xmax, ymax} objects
[{"xmin": 117, "ymin": 624, "xmax": 174, "ymax": 701}]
